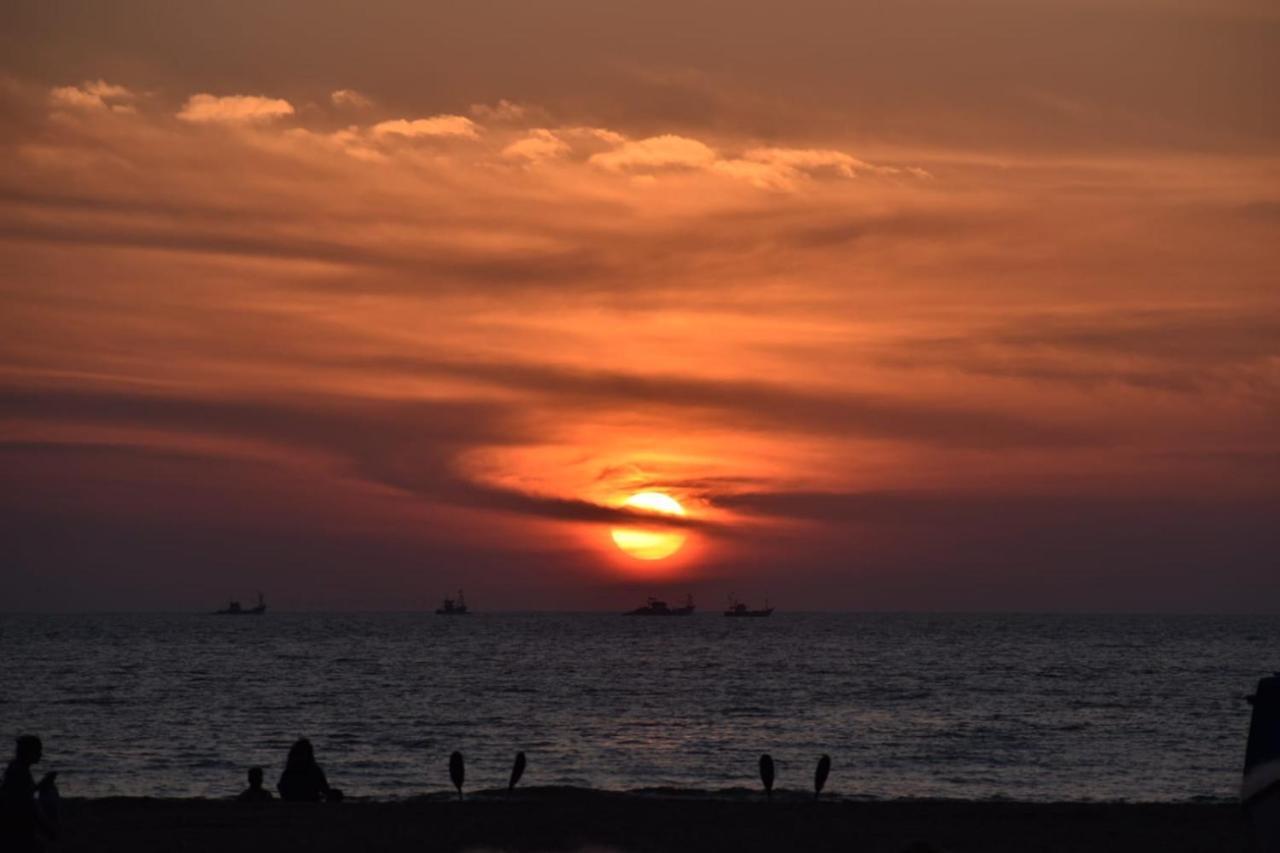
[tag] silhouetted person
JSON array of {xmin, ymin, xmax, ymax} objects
[
  {"xmin": 759, "ymin": 753, "xmax": 775, "ymax": 799},
  {"xmin": 449, "ymin": 751, "xmax": 465, "ymax": 800},
  {"xmin": 237, "ymin": 766, "xmax": 273, "ymax": 802},
  {"xmin": 277, "ymin": 739, "xmax": 342, "ymax": 802},
  {"xmin": 0, "ymin": 735, "xmax": 58, "ymax": 852},
  {"xmin": 814, "ymin": 754, "xmax": 831, "ymax": 800},
  {"xmin": 508, "ymin": 751, "xmax": 526, "ymax": 794}
]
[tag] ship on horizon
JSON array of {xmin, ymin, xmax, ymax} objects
[
  {"xmin": 214, "ymin": 592, "xmax": 266, "ymax": 615},
  {"xmin": 625, "ymin": 594, "xmax": 695, "ymax": 616},
  {"xmin": 436, "ymin": 590, "xmax": 469, "ymax": 615},
  {"xmin": 723, "ymin": 595, "xmax": 773, "ymax": 618}
]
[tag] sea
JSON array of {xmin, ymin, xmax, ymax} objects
[{"xmin": 0, "ymin": 612, "xmax": 1274, "ymax": 801}]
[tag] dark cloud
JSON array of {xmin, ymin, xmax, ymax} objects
[
  {"xmin": 334, "ymin": 355, "xmax": 1104, "ymax": 448},
  {"xmin": 866, "ymin": 308, "xmax": 1280, "ymax": 399},
  {"xmin": 1235, "ymin": 200, "xmax": 1280, "ymax": 221},
  {"xmin": 982, "ymin": 310, "xmax": 1280, "ymax": 366},
  {"xmin": 709, "ymin": 487, "xmax": 1280, "ymax": 611},
  {"xmin": 0, "ymin": 218, "xmax": 610, "ymax": 287},
  {"xmin": 0, "ymin": 386, "xmax": 713, "ymax": 531},
  {"xmin": 714, "ymin": 487, "xmax": 1266, "ymax": 525},
  {"xmin": 0, "ymin": 386, "xmax": 518, "ymax": 454}
]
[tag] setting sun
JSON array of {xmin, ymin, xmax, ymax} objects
[{"xmin": 610, "ymin": 492, "xmax": 687, "ymax": 561}]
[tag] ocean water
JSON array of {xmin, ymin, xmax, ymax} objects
[{"xmin": 0, "ymin": 612, "xmax": 1274, "ymax": 801}]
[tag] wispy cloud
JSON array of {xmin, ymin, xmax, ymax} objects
[
  {"xmin": 50, "ymin": 80, "xmax": 138, "ymax": 112},
  {"xmin": 176, "ymin": 93, "xmax": 294, "ymax": 123},
  {"xmin": 503, "ymin": 129, "xmax": 572, "ymax": 162},
  {"xmin": 589, "ymin": 134, "xmax": 718, "ymax": 171},
  {"xmin": 370, "ymin": 115, "xmax": 479, "ymax": 139},
  {"xmin": 330, "ymin": 88, "xmax": 373, "ymax": 110}
]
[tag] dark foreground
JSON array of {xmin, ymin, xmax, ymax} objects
[{"xmin": 56, "ymin": 789, "xmax": 1245, "ymax": 852}]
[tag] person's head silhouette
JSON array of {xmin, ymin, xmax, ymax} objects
[
  {"xmin": 14, "ymin": 735, "xmax": 43, "ymax": 767},
  {"xmin": 248, "ymin": 766, "xmax": 264, "ymax": 789},
  {"xmin": 286, "ymin": 739, "xmax": 314, "ymax": 768}
]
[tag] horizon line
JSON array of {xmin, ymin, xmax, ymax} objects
[{"xmin": 3, "ymin": 608, "xmax": 1280, "ymax": 617}]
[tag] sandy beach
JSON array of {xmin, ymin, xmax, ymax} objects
[{"xmin": 51, "ymin": 789, "xmax": 1244, "ymax": 852}]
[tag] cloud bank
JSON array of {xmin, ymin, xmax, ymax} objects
[{"xmin": 0, "ymin": 75, "xmax": 1276, "ymax": 610}]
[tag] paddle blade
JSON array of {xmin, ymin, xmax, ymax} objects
[
  {"xmin": 814, "ymin": 754, "xmax": 831, "ymax": 798},
  {"xmin": 449, "ymin": 751, "xmax": 465, "ymax": 798},
  {"xmin": 509, "ymin": 751, "xmax": 526, "ymax": 792},
  {"xmin": 759, "ymin": 753, "xmax": 775, "ymax": 795}
]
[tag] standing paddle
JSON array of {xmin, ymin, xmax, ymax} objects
[
  {"xmin": 814, "ymin": 754, "xmax": 831, "ymax": 800},
  {"xmin": 449, "ymin": 751, "xmax": 465, "ymax": 800},
  {"xmin": 759, "ymin": 753, "xmax": 775, "ymax": 800},
  {"xmin": 509, "ymin": 751, "xmax": 526, "ymax": 793}
]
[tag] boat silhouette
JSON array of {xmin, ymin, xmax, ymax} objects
[
  {"xmin": 214, "ymin": 592, "xmax": 266, "ymax": 615},
  {"xmin": 436, "ymin": 590, "xmax": 469, "ymax": 615},
  {"xmin": 626, "ymin": 594, "xmax": 695, "ymax": 616},
  {"xmin": 724, "ymin": 595, "xmax": 773, "ymax": 617}
]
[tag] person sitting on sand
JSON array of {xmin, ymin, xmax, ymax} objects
[
  {"xmin": 277, "ymin": 739, "xmax": 342, "ymax": 802},
  {"xmin": 0, "ymin": 735, "xmax": 59, "ymax": 852},
  {"xmin": 237, "ymin": 766, "xmax": 273, "ymax": 802}
]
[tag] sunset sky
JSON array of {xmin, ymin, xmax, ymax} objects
[{"xmin": 2, "ymin": 1, "xmax": 1277, "ymax": 611}]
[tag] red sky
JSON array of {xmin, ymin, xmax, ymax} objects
[{"xmin": 1, "ymin": 1, "xmax": 1278, "ymax": 611}]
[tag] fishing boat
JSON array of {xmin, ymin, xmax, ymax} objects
[
  {"xmin": 724, "ymin": 595, "xmax": 773, "ymax": 617},
  {"xmin": 626, "ymin": 594, "xmax": 695, "ymax": 616},
  {"xmin": 436, "ymin": 590, "xmax": 469, "ymax": 615},
  {"xmin": 215, "ymin": 592, "xmax": 266, "ymax": 615}
]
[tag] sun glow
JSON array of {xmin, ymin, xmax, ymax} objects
[{"xmin": 610, "ymin": 491, "xmax": 687, "ymax": 560}]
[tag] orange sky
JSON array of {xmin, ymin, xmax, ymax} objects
[{"xmin": 1, "ymin": 1, "xmax": 1277, "ymax": 610}]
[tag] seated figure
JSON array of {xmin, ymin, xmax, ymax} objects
[
  {"xmin": 277, "ymin": 739, "xmax": 342, "ymax": 802},
  {"xmin": 0, "ymin": 735, "xmax": 58, "ymax": 852},
  {"xmin": 237, "ymin": 766, "xmax": 273, "ymax": 802}
]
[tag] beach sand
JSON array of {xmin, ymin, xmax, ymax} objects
[{"xmin": 52, "ymin": 788, "xmax": 1244, "ymax": 852}]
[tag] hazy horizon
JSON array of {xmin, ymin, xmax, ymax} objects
[{"xmin": 5, "ymin": 607, "xmax": 1280, "ymax": 618}]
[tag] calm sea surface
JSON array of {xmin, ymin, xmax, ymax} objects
[{"xmin": 0, "ymin": 613, "xmax": 1274, "ymax": 801}]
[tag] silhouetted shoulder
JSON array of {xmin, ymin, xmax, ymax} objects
[
  {"xmin": 278, "ymin": 765, "xmax": 330, "ymax": 802},
  {"xmin": 1, "ymin": 759, "xmax": 35, "ymax": 797}
]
